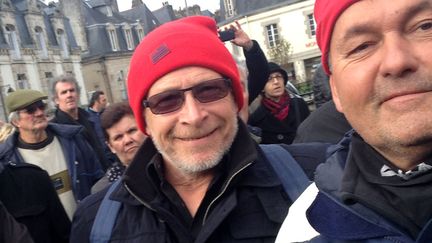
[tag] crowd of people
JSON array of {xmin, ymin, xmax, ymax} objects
[{"xmin": 1, "ymin": 0, "xmax": 431, "ymax": 242}]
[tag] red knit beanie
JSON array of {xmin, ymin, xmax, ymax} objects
[
  {"xmin": 314, "ymin": 0, "xmax": 361, "ymax": 75},
  {"xmin": 127, "ymin": 16, "xmax": 243, "ymax": 134}
]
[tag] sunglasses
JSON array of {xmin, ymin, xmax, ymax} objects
[
  {"xmin": 21, "ymin": 101, "xmax": 47, "ymax": 114},
  {"xmin": 143, "ymin": 78, "xmax": 232, "ymax": 114}
]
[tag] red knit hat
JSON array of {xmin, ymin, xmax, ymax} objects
[
  {"xmin": 314, "ymin": 0, "xmax": 361, "ymax": 75},
  {"xmin": 127, "ymin": 16, "xmax": 243, "ymax": 134}
]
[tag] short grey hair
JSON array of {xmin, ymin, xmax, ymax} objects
[
  {"xmin": 8, "ymin": 111, "xmax": 20, "ymax": 127},
  {"xmin": 51, "ymin": 74, "xmax": 81, "ymax": 99}
]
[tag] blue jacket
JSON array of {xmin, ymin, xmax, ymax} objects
[
  {"xmin": 0, "ymin": 123, "xmax": 104, "ymax": 201},
  {"xmin": 86, "ymin": 108, "xmax": 105, "ymax": 148},
  {"xmin": 307, "ymin": 133, "xmax": 432, "ymax": 243}
]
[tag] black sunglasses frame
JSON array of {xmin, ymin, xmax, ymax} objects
[
  {"xmin": 20, "ymin": 100, "xmax": 47, "ymax": 115},
  {"xmin": 142, "ymin": 78, "xmax": 232, "ymax": 115}
]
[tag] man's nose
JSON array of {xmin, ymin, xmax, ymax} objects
[{"xmin": 379, "ymin": 34, "xmax": 418, "ymax": 78}]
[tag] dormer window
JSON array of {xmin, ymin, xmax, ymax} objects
[
  {"xmin": 224, "ymin": 0, "xmax": 234, "ymax": 17},
  {"xmin": 123, "ymin": 25, "xmax": 134, "ymax": 50},
  {"xmin": 4, "ymin": 24, "xmax": 21, "ymax": 59},
  {"xmin": 107, "ymin": 25, "xmax": 119, "ymax": 51},
  {"xmin": 35, "ymin": 26, "xmax": 48, "ymax": 58},
  {"xmin": 57, "ymin": 29, "xmax": 69, "ymax": 58},
  {"xmin": 136, "ymin": 27, "xmax": 144, "ymax": 42}
]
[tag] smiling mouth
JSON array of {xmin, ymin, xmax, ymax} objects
[
  {"xmin": 382, "ymin": 90, "xmax": 430, "ymax": 104},
  {"xmin": 177, "ymin": 129, "xmax": 217, "ymax": 141}
]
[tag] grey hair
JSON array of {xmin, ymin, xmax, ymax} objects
[
  {"xmin": 51, "ymin": 74, "xmax": 81, "ymax": 99},
  {"xmin": 8, "ymin": 111, "xmax": 19, "ymax": 126}
]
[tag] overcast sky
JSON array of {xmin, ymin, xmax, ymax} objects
[{"xmin": 118, "ymin": 0, "xmax": 220, "ymax": 12}]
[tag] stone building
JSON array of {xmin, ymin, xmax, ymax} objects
[
  {"xmin": 0, "ymin": 0, "xmax": 85, "ymax": 120},
  {"xmin": 218, "ymin": 0, "xmax": 321, "ymax": 93},
  {"xmin": 60, "ymin": 0, "xmax": 176, "ymax": 103}
]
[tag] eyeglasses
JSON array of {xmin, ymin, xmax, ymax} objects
[
  {"xmin": 143, "ymin": 78, "xmax": 232, "ymax": 115},
  {"xmin": 20, "ymin": 101, "xmax": 46, "ymax": 115},
  {"xmin": 268, "ymin": 74, "xmax": 284, "ymax": 81}
]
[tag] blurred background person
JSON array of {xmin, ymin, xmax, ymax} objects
[
  {"xmin": 249, "ymin": 62, "xmax": 310, "ymax": 144},
  {"xmin": 51, "ymin": 75, "xmax": 111, "ymax": 171},
  {"xmin": 91, "ymin": 102, "xmax": 147, "ymax": 193}
]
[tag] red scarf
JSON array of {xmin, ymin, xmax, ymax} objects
[{"xmin": 262, "ymin": 91, "xmax": 290, "ymax": 121}]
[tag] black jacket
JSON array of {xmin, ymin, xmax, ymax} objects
[
  {"xmin": 0, "ymin": 201, "xmax": 34, "ymax": 243},
  {"xmin": 51, "ymin": 108, "xmax": 110, "ymax": 171},
  {"xmin": 312, "ymin": 64, "xmax": 332, "ymax": 108},
  {"xmin": 249, "ymin": 96, "xmax": 310, "ymax": 144},
  {"xmin": 0, "ymin": 163, "xmax": 70, "ymax": 243},
  {"xmin": 294, "ymin": 100, "xmax": 351, "ymax": 144},
  {"xmin": 244, "ymin": 40, "xmax": 270, "ymax": 104},
  {"xmin": 70, "ymin": 121, "xmax": 330, "ymax": 242}
]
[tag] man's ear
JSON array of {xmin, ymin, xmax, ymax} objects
[
  {"xmin": 330, "ymin": 76, "xmax": 343, "ymax": 113},
  {"xmin": 11, "ymin": 119, "xmax": 19, "ymax": 128}
]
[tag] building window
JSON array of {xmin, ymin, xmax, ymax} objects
[
  {"xmin": 35, "ymin": 26, "xmax": 48, "ymax": 58},
  {"xmin": 224, "ymin": 0, "xmax": 234, "ymax": 16},
  {"xmin": 107, "ymin": 27, "xmax": 119, "ymax": 51},
  {"xmin": 137, "ymin": 28, "xmax": 144, "ymax": 42},
  {"xmin": 306, "ymin": 13, "xmax": 316, "ymax": 38},
  {"xmin": 266, "ymin": 24, "xmax": 279, "ymax": 48},
  {"xmin": 124, "ymin": 28, "xmax": 134, "ymax": 50},
  {"xmin": 4, "ymin": 24, "xmax": 21, "ymax": 59},
  {"xmin": 57, "ymin": 29, "xmax": 69, "ymax": 58},
  {"xmin": 17, "ymin": 74, "xmax": 29, "ymax": 89}
]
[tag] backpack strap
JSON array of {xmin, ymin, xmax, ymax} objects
[
  {"xmin": 90, "ymin": 179, "xmax": 122, "ymax": 243},
  {"xmin": 260, "ymin": 144, "xmax": 311, "ymax": 201}
]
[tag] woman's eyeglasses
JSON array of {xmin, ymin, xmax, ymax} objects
[{"xmin": 142, "ymin": 78, "xmax": 232, "ymax": 115}]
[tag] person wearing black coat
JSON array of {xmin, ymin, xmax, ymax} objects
[
  {"xmin": 50, "ymin": 74, "xmax": 111, "ymax": 171},
  {"xmin": 0, "ymin": 200, "xmax": 34, "ymax": 243},
  {"xmin": 248, "ymin": 62, "xmax": 310, "ymax": 144},
  {"xmin": 0, "ymin": 162, "xmax": 70, "ymax": 243}
]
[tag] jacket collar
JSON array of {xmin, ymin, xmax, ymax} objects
[
  {"xmin": 310, "ymin": 131, "xmax": 413, "ymax": 241},
  {"xmin": 114, "ymin": 120, "xmax": 277, "ymax": 206},
  {"xmin": 0, "ymin": 123, "xmax": 83, "ymax": 163}
]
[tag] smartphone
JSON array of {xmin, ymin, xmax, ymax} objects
[{"xmin": 218, "ymin": 29, "xmax": 235, "ymax": 42}]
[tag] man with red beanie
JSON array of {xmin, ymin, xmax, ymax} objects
[
  {"xmin": 70, "ymin": 16, "xmax": 328, "ymax": 242},
  {"xmin": 277, "ymin": 0, "xmax": 432, "ymax": 242}
]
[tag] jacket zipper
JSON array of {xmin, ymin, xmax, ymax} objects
[
  {"xmin": 124, "ymin": 183, "xmax": 156, "ymax": 212},
  {"xmin": 202, "ymin": 161, "xmax": 253, "ymax": 225}
]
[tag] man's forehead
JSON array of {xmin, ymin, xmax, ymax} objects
[{"xmin": 57, "ymin": 81, "xmax": 75, "ymax": 90}]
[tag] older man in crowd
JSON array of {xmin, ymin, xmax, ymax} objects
[
  {"xmin": 70, "ymin": 16, "xmax": 328, "ymax": 242},
  {"xmin": 1, "ymin": 90, "xmax": 103, "ymax": 216},
  {"xmin": 50, "ymin": 75, "xmax": 111, "ymax": 171}
]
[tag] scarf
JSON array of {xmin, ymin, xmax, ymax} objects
[{"xmin": 262, "ymin": 91, "xmax": 290, "ymax": 121}]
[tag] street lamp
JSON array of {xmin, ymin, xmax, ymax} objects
[{"xmin": 0, "ymin": 85, "xmax": 14, "ymax": 121}]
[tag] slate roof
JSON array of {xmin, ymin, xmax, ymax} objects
[
  {"xmin": 3, "ymin": 0, "xmax": 79, "ymax": 50},
  {"xmin": 82, "ymin": 1, "xmax": 178, "ymax": 59}
]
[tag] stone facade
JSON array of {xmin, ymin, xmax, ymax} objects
[
  {"xmin": 219, "ymin": 0, "xmax": 321, "ymax": 92},
  {"xmin": 0, "ymin": 0, "xmax": 85, "ymax": 120}
]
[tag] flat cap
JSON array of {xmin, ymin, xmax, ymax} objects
[{"xmin": 6, "ymin": 89, "xmax": 48, "ymax": 113}]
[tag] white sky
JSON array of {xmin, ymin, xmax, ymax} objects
[{"xmin": 118, "ymin": 0, "xmax": 220, "ymax": 12}]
